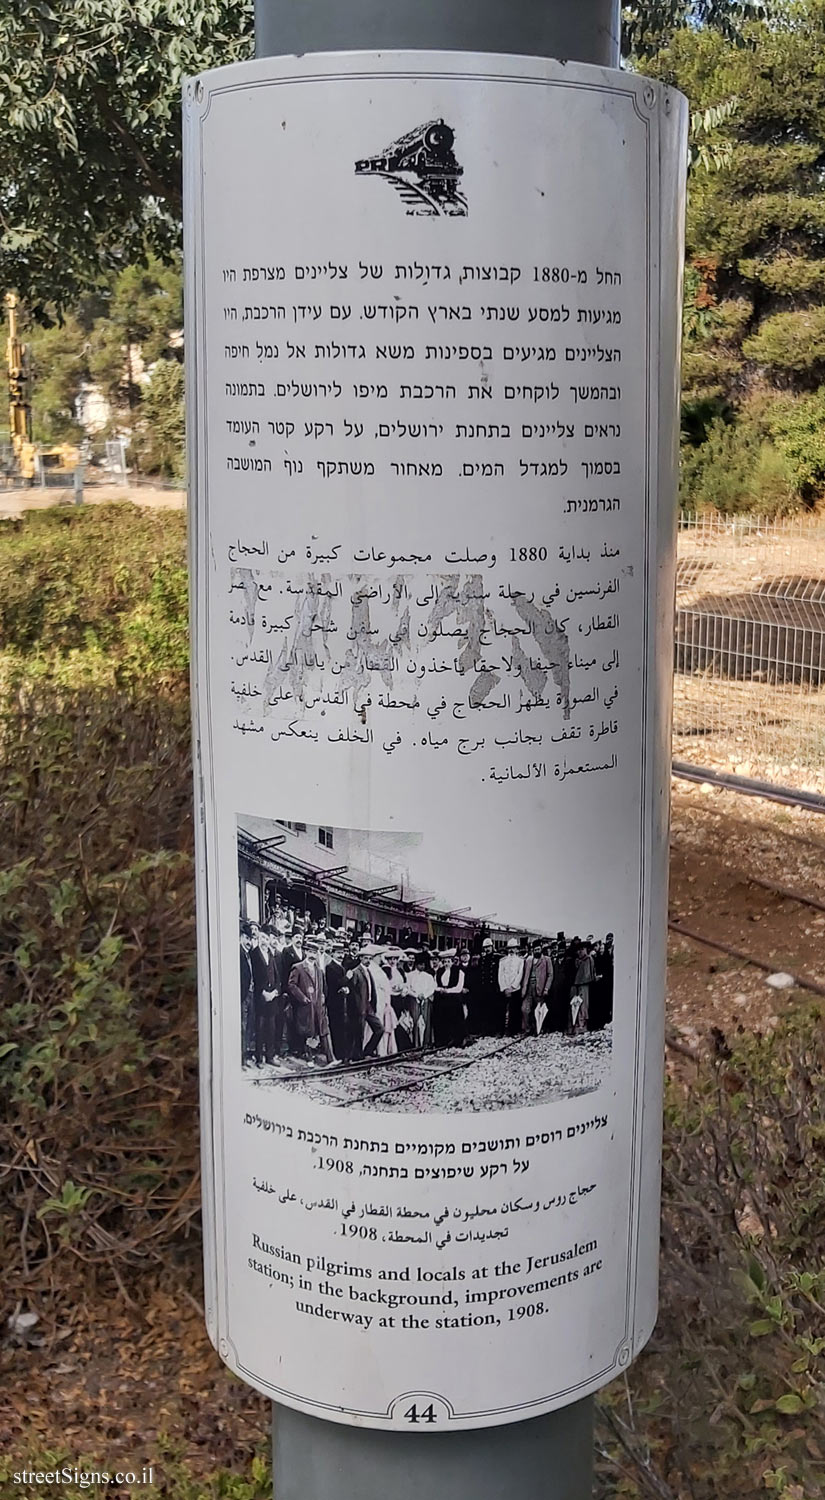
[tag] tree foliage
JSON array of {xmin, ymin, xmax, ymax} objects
[
  {"xmin": 26, "ymin": 317, "xmax": 87, "ymax": 442},
  {"xmin": 133, "ymin": 357, "xmax": 186, "ymax": 478},
  {"xmin": 86, "ymin": 256, "xmax": 182, "ymax": 412},
  {"xmin": 640, "ymin": 0, "xmax": 825, "ymax": 509},
  {"xmin": 622, "ymin": 0, "xmax": 772, "ymax": 60},
  {"xmin": 0, "ymin": 0, "xmax": 253, "ymax": 317},
  {"xmin": 24, "ymin": 256, "xmax": 183, "ymax": 459}
]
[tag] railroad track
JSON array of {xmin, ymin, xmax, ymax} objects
[
  {"xmin": 672, "ymin": 760, "xmax": 825, "ymax": 813},
  {"xmin": 342, "ymin": 1033, "xmax": 535, "ymax": 1106},
  {"xmin": 670, "ymin": 837, "xmax": 825, "ymax": 915},
  {"xmin": 273, "ymin": 1033, "xmax": 536, "ymax": 1107},
  {"xmin": 672, "ymin": 796, "xmax": 825, "ymax": 855},
  {"xmin": 668, "ymin": 796, "xmax": 825, "ymax": 1004},
  {"xmin": 667, "ymin": 920, "xmax": 825, "ymax": 999}
]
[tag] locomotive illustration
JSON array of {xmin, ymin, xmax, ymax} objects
[{"xmin": 355, "ymin": 119, "xmax": 468, "ymax": 216}]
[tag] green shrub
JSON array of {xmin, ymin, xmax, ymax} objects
[
  {"xmin": 743, "ymin": 307, "xmax": 825, "ymax": 379},
  {"xmin": 132, "ymin": 357, "xmax": 186, "ymax": 480},
  {"xmin": 681, "ymin": 414, "xmax": 758, "ymax": 513},
  {"xmin": 680, "ymin": 401, "xmax": 804, "ymax": 517},
  {"xmin": 0, "ymin": 506, "xmax": 195, "ymax": 1302},
  {"xmin": 598, "ymin": 1004, "xmax": 825, "ymax": 1500},
  {"xmin": 0, "ymin": 686, "xmax": 197, "ymax": 1292},
  {"xmin": 767, "ymin": 387, "xmax": 825, "ymax": 504},
  {"xmin": 0, "ymin": 504, "xmax": 188, "ymax": 686}
]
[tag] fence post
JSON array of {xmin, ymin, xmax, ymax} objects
[{"xmin": 253, "ymin": 4, "xmax": 615, "ymax": 1496}]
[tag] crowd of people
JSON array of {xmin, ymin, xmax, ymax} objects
[{"xmin": 239, "ymin": 920, "xmax": 614, "ymax": 1071}]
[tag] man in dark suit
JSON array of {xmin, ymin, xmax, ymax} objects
[
  {"xmin": 547, "ymin": 934, "xmax": 571, "ymax": 1033},
  {"xmin": 520, "ymin": 940, "xmax": 553, "ymax": 1034},
  {"xmin": 589, "ymin": 933, "xmax": 614, "ymax": 1031},
  {"xmin": 240, "ymin": 921, "xmax": 255, "ymax": 1067},
  {"xmin": 279, "ymin": 932, "xmax": 302, "ymax": 1055},
  {"xmin": 467, "ymin": 936, "xmax": 501, "ymax": 1037},
  {"xmin": 347, "ymin": 946, "xmax": 383, "ymax": 1062},
  {"xmin": 251, "ymin": 926, "xmax": 280, "ymax": 1066},
  {"xmin": 288, "ymin": 936, "xmax": 335, "ymax": 1064},
  {"xmin": 323, "ymin": 942, "xmax": 350, "ymax": 1064}
]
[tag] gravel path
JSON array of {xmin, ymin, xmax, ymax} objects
[{"xmin": 252, "ymin": 1028, "xmax": 612, "ymax": 1114}]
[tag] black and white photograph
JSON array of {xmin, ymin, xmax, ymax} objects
[{"xmin": 237, "ymin": 815, "xmax": 614, "ymax": 1113}]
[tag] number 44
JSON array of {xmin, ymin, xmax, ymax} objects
[{"xmin": 404, "ymin": 1403, "xmax": 438, "ymax": 1425}]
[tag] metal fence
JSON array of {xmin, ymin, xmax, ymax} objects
[
  {"xmin": 674, "ymin": 512, "xmax": 825, "ymax": 798},
  {"xmin": 0, "ymin": 437, "xmax": 185, "ymax": 496}
]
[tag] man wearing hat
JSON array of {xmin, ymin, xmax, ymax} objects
[
  {"xmin": 588, "ymin": 933, "xmax": 614, "ymax": 1031},
  {"xmin": 251, "ymin": 925, "xmax": 280, "ymax": 1066},
  {"xmin": 239, "ymin": 921, "xmax": 256, "ymax": 1067},
  {"xmin": 323, "ymin": 940, "xmax": 350, "ymax": 1063},
  {"xmin": 497, "ymin": 937, "xmax": 525, "ymax": 1036},
  {"xmin": 347, "ymin": 944, "xmax": 384, "ymax": 1062},
  {"xmin": 287, "ymin": 936, "xmax": 336, "ymax": 1065},
  {"xmin": 279, "ymin": 930, "xmax": 302, "ymax": 1055},
  {"xmin": 467, "ymin": 935, "xmax": 501, "ymax": 1037},
  {"xmin": 520, "ymin": 938, "xmax": 553, "ymax": 1034},
  {"xmin": 433, "ymin": 948, "xmax": 470, "ymax": 1049}
]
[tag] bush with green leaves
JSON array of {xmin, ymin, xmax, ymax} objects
[
  {"xmin": 131, "ymin": 357, "xmax": 186, "ymax": 480},
  {"xmin": 0, "ymin": 504, "xmax": 189, "ymax": 687},
  {"xmin": 680, "ymin": 406, "xmax": 799, "ymax": 516},
  {"xmin": 767, "ymin": 388, "xmax": 825, "ymax": 504},
  {"xmin": 0, "ymin": 505, "xmax": 194, "ymax": 1305},
  {"xmin": 743, "ymin": 308, "xmax": 825, "ymax": 382},
  {"xmin": 597, "ymin": 1002, "xmax": 825, "ymax": 1499}
]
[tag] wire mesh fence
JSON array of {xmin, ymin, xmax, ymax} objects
[
  {"xmin": 674, "ymin": 512, "xmax": 825, "ymax": 797},
  {"xmin": 0, "ymin": 436, "xmax": 185, "ymax": 497}
]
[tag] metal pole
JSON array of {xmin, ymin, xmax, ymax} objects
[
  {"xmin": 254, "ymin": 0, "xmax": 619, "ymax": 66},
  {"xmin": 253, "ymin": 2, "xmax": 619, "ymax": 1494}
]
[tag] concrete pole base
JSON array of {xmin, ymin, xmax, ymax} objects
[{"xmin": 273, "ymin": 1399, "xmax": 595, "ymax": 1500}]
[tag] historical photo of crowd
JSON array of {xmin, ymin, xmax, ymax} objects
[{"xmin": 236, "ymin": 815, "xmax": 614, "ymax": 1113}]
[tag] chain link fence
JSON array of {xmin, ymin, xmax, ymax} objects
[
  {"xmin": 674, "ymin": 512, "xmax": 825, "ymax": 799},
  {"xmin": 0, "ymin": 436, "xmax": 185, "ymax": 496}
]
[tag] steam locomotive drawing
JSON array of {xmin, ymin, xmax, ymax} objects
[{"xmin": 355, "ymin": 119, "xmax": 468, "ymax": 216}]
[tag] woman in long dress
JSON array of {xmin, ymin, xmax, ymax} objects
[
  {"xmin": 406, "ymin": 952, "xmax": 436, "ymax": 1048},
  {"xmin": 370, "ymin": 958, "xmax": 398, "ymax": 1058}
]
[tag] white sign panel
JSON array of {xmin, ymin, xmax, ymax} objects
[{"xmin": 184, "ymin": 51, "xmax": 687, "ymax": 1431}]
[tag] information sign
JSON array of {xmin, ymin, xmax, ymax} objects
[{"xmin": 184, "ymin": 51, "xmax": 687, "ymax": 1430}]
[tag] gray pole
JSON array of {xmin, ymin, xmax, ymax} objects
[{"xmin": 254, "ymin": 2, "xmax": 620, "ymax": 1495}]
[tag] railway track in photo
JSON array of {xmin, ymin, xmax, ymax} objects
[
  {"xmin": 255, "ymin": 1033, "xmax": 531, "ymax": 1100},
  {"xmin": 253, "ymin": 1028, "xmax": 612, "ymax": 1113}
]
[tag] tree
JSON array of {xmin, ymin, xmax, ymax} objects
[
  {"xmin": 87, "ymin": 256, "xmax": 182, "ymax": 415},
  {"xmin": 648, "ymin": 5, "xmax": 825, "ymax": 392},
  {"xmin": 132, "ymin": 357, "xmax": 186, "ymax": 479},
  {"xmin": 27, "ymin": 316, "xmax": 88, "ymax": 442},
  {"xmin": 622, "ymin": 0, "xmax": 772, "ymax": 60},
  {"xmin": 638, "ymin": 1, "xmax": 825, "ymax": 509},
  {"xmin": 22, "ymin": 255, "xmax": 183, "ymax": 459},
  {"xmin": 0, "ymin": 0, "xmax": 253, "ymax": 318}
]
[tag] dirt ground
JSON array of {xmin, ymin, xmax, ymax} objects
[
  {"xmin": 0, "ymin": 483, "xmax": 185, "ymax": 518},
  {"xmin": 668, "ymin": 778, "xmax": 825, "ymax": 1053},
  {"xmin": 2, "ymin": 779, "xmax": 824, "ymax": 1486}
]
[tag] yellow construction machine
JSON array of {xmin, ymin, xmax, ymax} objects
[
  {"xmin": 4, "ymin": 295, "xmax": 80, "ymax": 483},
  {"xmin": 5, "ymin": 292, "xmax": 36, "ymax": 482}
]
